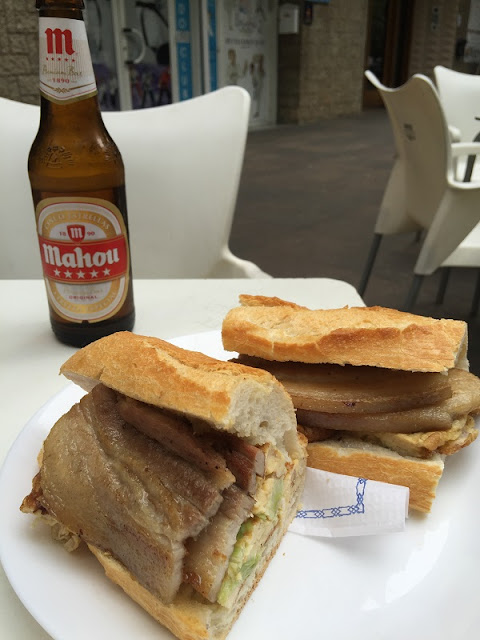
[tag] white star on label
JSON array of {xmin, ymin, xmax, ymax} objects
[
  {"xmin": 77, "ymin": 271, "xmax": 85, "ymax": 279},
  {"xmin": 90, "ymin": 270, "xmax": 98, "ymax": 278},
  {"xmin": 64, "ymin": 270, "xmax": 72, "ymax": 278},
  {"xmin": 103, "ymin": 268, "xmax": 111, "ymax": 276},
  {"xmin": 54, "ymin": 268, "xmax": 61, "ymax": 277}
]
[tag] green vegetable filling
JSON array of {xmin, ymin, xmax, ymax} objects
[
  {"xmin": 217, "ymin": 518, "xmax": 260, "ymax": 607},
  {"xmin": 217, "ymin": 477, "xmax": 284, "ymax": 607}
]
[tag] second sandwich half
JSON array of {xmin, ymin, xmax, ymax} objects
[{"xmin": 222, "ymin": 296, "xmax": 480, "ymax": 514}]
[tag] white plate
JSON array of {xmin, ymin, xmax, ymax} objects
[{"xmin": 0, "ymin": 330, "xmax": 479, "ymax": 640}]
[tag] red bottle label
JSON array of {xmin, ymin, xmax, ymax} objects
[
  {"xmin": 39, "ymin": 236, "xmax": 128, "ymax": 283},
  {"xmin": 36, "ymin": 197, "xmax": 130, "ymax": 323}
]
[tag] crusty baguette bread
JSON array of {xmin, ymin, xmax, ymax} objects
[
  {"xmin": 24, "ymin": 446, "xmax": 306, "ymax": 640},
  {"xmin": 87, "ymin": 445, "xmax": 306, "ymax": 640},
  {"xmin": 222, "ymin": 296, "xmax": 468, "ymax": 372},
  {"xmin": 23, "ymin": 332, "xmax": 307, "ymax": 640},
  {"xmin": 60, "ymin": 331, "xmax": 300, "ymax": 457},
  {"xmin": 306, "ymin": 437, "xmax": 444, "ymax": 513},
  {"xmin": 222, "ymin": 296, "xmax": 477, "ymax": 514}
]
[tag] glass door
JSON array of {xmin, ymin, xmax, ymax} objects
[
  {"xmin": 85, "ymin": 0, "xmax": 174, "ymax": 110},
  {"xmin": 85, "ymin": 0, "xmax": 123, "ymax": 110},
  {"xmin": 125, "ymin": 0, "xmax": 172, "ymax": 108},
  {"xmin": 363, "ymin": 0, "xmax": 414, "ymax": 108},
  {"xmin": 85, "ymin": 0, "xmax": 279, "ymax": 123}
]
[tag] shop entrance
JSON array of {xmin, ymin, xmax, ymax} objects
[
  {"xmin": 363, "ymin": 0, "xmax": 414, "ymax": 108},
  {"xmin": 84, "ymin": 0, "xmax": 278, "ymax": 127},
  {"xmin": 85, "ymin": 0, "xmax": 178, "ymax": 111}
]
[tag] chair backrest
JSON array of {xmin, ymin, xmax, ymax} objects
[
  {"xmin": 434, "ymin": 65, "xmax": 480, "ymax": 144},
  {"xmin": 365, "ymin": 70, "xmax": 451, "ymax": 231},
  {"xmin": 0, "ymin": 98, "xmax": 42, "ymax": 278},
  {"xmin": 0, "ymin": 87, "xmax": 251, "ymax": 278}
]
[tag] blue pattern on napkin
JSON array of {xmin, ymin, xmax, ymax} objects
[{"xmin": 295, "ymin": 478, "xmax": 367, "ymax": 519}]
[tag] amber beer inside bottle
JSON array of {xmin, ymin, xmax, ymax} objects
[{"xmin": 29, "ymin": 0, "xmax": 135, "ymax": 347}]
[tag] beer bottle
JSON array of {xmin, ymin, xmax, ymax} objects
[{"xmin": 29, "ymin": 0, "xmax": 135, "ymax": 347}]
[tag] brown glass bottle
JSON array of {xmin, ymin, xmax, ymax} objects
[{"xmin": 29, "ymin": 0, "xmax": 135, "ymax": 347}]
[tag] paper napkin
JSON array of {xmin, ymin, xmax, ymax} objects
[{"xmin": 289, "ymin": 468, "xmax": 409, "ymax": 537}]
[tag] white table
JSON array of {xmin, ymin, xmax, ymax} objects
[{"xmin": 0, "ymin": 278, "xmax": 363, "ymax": 640}]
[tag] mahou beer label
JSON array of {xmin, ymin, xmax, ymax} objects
[
  {"xmin": 37, "ymin": 198, "xmax": 130, "ymax": 322},
  {"xmin": 38, "ymin": 17, "xmax": 97, "ymax": 103}
]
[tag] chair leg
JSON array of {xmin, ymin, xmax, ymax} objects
[
  {"xmin": 470, "ymin": 269, "xmax": 480, "ymax": 317},
  {"xmin": 404, "ymin": 275, "xmax": 424, "ymax": 312},
  {"xmin": 358, "ymin": 233, "xmax": 382, "ymax": 297},
  {"xmin": 414, "ymin": 230, "xmax": 423, "ymax": 243},
  {"xmin": 435, "ymin": 268, "xmax": 451, "ymax": 305},
  {"xmin": 463, "ymin": 155, "xmax": 476, "ymax": 182}
]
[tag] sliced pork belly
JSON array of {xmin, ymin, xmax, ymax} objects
[
  {"xmin": 296, "ymin": 404, "xmax": 453, "ymax": 433},
  {"xmin": 29, "ymin": 384, "xmax": 270, "ymax": 606},
  {"xmin": 88, "ymin": 386, "xmax": 223, "ymax": 522},
  {"xmin": 221, "ymin": 448, "xmax": 258, "ymax": 494},
  {"xmin": 183, "ymin": 485, "xmax": 254, "ymax": 603},
  {"xmin": 221, "ymin": 435, "xmax": 266, "ymax": 477},
  {"xmin": 207, "ymin": 432, "xmax": 266, "ymax": 495},
  {"xmin": 117, "ymin": 396, "xmax": 235, "ymax": 490},
  {"xmin": 36, "ymin": 385, "xmax": 223, "ymax": 603}
]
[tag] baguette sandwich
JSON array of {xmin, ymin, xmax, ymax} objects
[
  {"xmin": 21, "ymin": 331, "xmax": 307, "ymax": 640},
  {"xmin": 222, "ymin": 295, "xmax": 480, "ymax": 513}
]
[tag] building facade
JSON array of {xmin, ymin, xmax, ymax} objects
[{"xmin": 0, "ymin": 0, "xmax": 473, "ymax": 126}]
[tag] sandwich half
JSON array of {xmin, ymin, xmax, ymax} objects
[
  {"xmin": 21, "ymin": 331, "xmax": 307, "ymax": 640},
  {"xmin": 222, "ymin": 295, "xmax": 480, "ymax": 513}
]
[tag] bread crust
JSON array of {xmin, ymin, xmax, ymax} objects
[
  {"xmin": 60, "ymin": 331, "xmax": 298, "ymax": 453},
  {"xmin": 222, "ymin": 299, "xmax": 468, "ymax": 372},
  {"xmin": 86, "ymin": 444, "xmax": 306, "ymax": 640},
  {"xmin": 41, "ymin": 333, "xmax": 307, "ymax": 639},
  {"xmin": 88, "ymin": 509, "xmax": 287, "ymax": 640},
  {"xmin": 238, "ymin": 294, "xmax": 307, "ymax": 309},
  {"xmin": 222, "ymin": 296, "xmax": 474, "ymax": 514},
  {"xmin": 88, "ymin": 547, "xmax": 214, "ymax": 640},
  {"xmin": 61, "ymin": 331, "xmax": 273, "ymax": 414},
  {"xmin": 306, "ymin": 438, "xmax": 444, "ymax": 513}
]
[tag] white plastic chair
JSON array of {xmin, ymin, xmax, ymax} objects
[
  {"xmin": 434, "ymin": 65, "xmax": 480, "ymax": 181},
  {"xmin": 433, "ymin": 67, "xmax": 480, "ymax": 305},
  {"xmin": 360, "ymin": 71, "xmax": 480, "ymax": 314},
  {"xmin": 358, "ymin": 77, "xmax": 419, "ymax": 297},
  {"xmin": 0, "ymin": 88, "xmax": 270, "ymax": 279}
]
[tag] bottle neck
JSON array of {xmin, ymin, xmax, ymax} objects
[
  {"xmin": 36, "ymin": 5, "xmax": 102, "ymax": 121},
  {"xmin": 37, "ymin": 0, "xmax": 85, "ymax": 21},
  {"xmin": 39, "ymin": 7, "xmax": 83, "ymax": 19},
  {"xmin": 38, "ymin": 93, "xmax": 102, "ymax": 128},
  {"xmin": 36, "ymin": 0, "xmax": 85, "ymax": 14}
]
